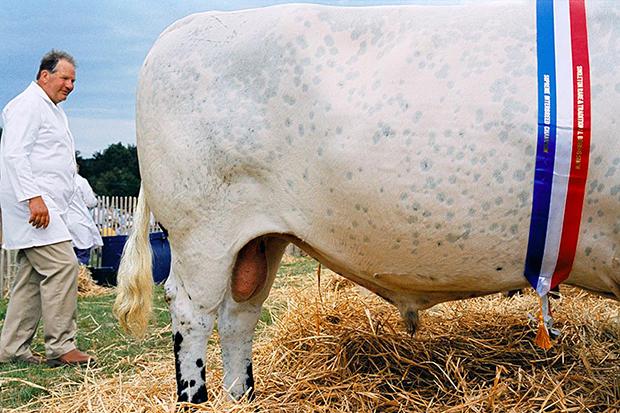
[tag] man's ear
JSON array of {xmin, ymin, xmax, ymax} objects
[{"xmin": 39, "ymin": 70, "xmax": 50, "ymax": 84}]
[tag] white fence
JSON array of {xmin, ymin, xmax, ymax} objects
[
  {"xmin": 93, "ymin": 196, "xmax": 161, "ymax": 236},
  {"xmin": 89, "ymin": 196, "xmax": 161, "ymax": 269},
  {"xmin": 0, "ymin": 196, "xmax": 160, "ymax": 298}
]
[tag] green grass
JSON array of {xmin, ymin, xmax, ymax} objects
[
  {"xmin": 281, "ymin": 257, "xmax": 322, "ymax": 279},
  {"xmin": 0, "ymin": 256, "xmax": 317, "ymax": 410},
  {"xmin": 0, "ymin": 287, "xmax": 171, "ymax": 410}
]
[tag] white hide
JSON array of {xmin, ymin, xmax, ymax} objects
[
  {"xmin": 125, "ymin": 2, "xmax": 620, "ymax": 403},
  {"xmin": 138, "ymin": 2, "xmax": 619, "ymax": 312}
]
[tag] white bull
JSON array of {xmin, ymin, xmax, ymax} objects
[{"xmin": 114, "ymin": 2, "xmax": 620, "ymax": 405}]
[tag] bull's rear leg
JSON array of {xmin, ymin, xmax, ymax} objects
[
  {"xmin": 219, "ymin": 237, "xmax": 288, "ymax": 400},
  {"xmin": 166, "ymin": 272, "xmax": 215, "ymax": 405}
]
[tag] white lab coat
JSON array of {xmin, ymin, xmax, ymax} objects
[
  {"xmin": 67, "ymin": 174, "xmax": 103, "ymax": 249},
  {"xmin": 0, "ymin": 82, "xmax": 77, "ymax": 250}
]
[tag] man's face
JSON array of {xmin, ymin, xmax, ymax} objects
[{"xmin": 38, "ymin": 59, "xmax": 76, "ymax": 104}]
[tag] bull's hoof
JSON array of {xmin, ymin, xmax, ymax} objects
[
  {"xmin": 176, "ymin": 405, "xmax": 199, "ymax": 413},
  {"xmin": 177, "ymin": 385, "xmax": 209, "ymax": 411},
  {"xmin": 229, "ymin": 387, "xmax": 255, "ymax": 403},
  {"xmin": 176, "ymin": 398, "xmax": 207, "ymax": 412}
]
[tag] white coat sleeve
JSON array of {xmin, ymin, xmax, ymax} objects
[
  {"xmin": 79, "ymin": 177, "xmax": 98, "ymax": 209},
  {"xmin": 2, "ymin": 101, "xmax": 42, "ymax": 202}
]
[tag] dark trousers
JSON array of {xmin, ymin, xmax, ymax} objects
[{"xmin": 74, "ymin": 248, "xmax": 91, "ymax": 266}]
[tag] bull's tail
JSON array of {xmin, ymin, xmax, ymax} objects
[{"xmin": 113, "ymin": 185, "xmax": 153, "ymax": 338}]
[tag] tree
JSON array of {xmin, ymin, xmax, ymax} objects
[{"xmin": 77, "ymin": 142, "xmax": 140, "ymax": 196}]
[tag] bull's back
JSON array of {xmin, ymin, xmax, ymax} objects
[{"xmin": 137, "ymin": 3, "xmax": 619, "ymax": 295}]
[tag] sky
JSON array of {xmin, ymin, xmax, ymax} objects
[{"xmin": 0, "ymin": 0, "xmax": 460, "ymax": 157}]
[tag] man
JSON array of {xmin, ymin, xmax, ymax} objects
[
  {"xmin": 67, "ymin": 170, "xmax": 103, "ymax": 265},
  {"xmin": 0, "ymin": 50, "xmax": 95, "ymax": 366}
]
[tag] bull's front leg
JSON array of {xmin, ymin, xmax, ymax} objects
[
  {"xmin": 166, "ymin": 275, "xmax": 214, "ymax": 404},
  {"xmin": 217, "ymin": 295, "xmax": 263, "ymax": 401}
]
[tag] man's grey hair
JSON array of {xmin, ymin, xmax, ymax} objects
[{"xmin": 36, "ymin": 49, "xmax": 76, "ymax": 80}]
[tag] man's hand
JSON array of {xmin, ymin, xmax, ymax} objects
[{"xmin": 28, "ymin": 196, "xmax": 49, "ymax": 229}]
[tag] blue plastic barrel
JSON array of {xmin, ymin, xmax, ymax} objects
[{"xmin": 100, "ymin": 231, "xmax": 171, "ymax": 284}]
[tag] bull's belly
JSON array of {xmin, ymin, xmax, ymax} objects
[
  {"xmin": 281, "ymin": 180, "xmax": 532, "ymax": 294},
  {"xmin": 271, "ymin": 137, "xmax": 616, "ymax": 296}
]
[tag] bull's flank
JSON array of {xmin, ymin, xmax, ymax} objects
[{"xmin": 8, "ymin": 257, "xmax": 619, "ymax": 412}]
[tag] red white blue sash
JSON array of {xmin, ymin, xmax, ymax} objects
[{"xmin": 524, "ymin": 0, "xmax": 591, "ymax": 296}]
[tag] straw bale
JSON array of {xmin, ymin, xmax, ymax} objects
[
  {"xmin": 14, "ymin": 262, "xmax": 619, "ymax": 412},
  {"xmin": 77, "ymin": 265, "xmax": 112, "ymax": 298}
]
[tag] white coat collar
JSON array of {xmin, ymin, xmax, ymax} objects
[{"xmin": 28, "ymin": 81, "xmax": 59, "ymax": 107}]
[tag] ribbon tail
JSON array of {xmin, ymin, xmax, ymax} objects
[{"xmin": 535, "ymin": 294, "xmax": 554, "ymax": 350}]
